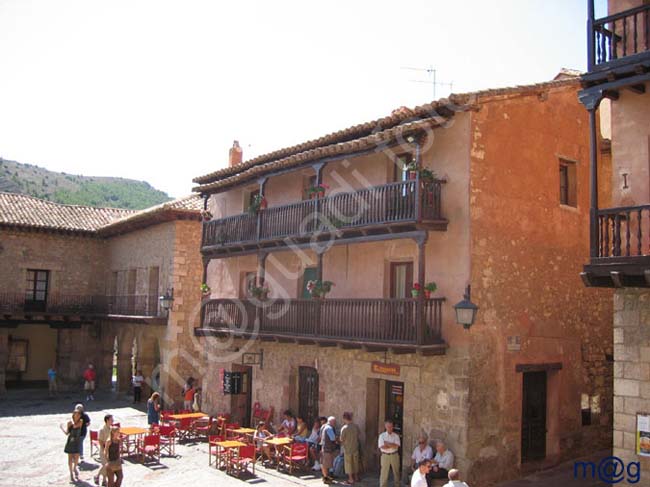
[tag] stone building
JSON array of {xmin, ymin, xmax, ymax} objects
[
  {"xmin": 579, "ymin": 0, "xmax": 650, "ymax": 483},
  {"xmin": 0, "ymin": 192, "xmax": 203, "ymax": 400},
  {"xmin": 183, "ymin": 76, "xmax": 613, "ymax": 484}
]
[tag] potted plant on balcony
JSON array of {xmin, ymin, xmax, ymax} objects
[
  {"xmin": 424, "ymin": 281, "xmax": 437, "ymax": 299},
  {"xmin": 406, "ymin": 161, "xmax": 419, "ymax": 179},
  {"xmin": 411, "ymin": 282, "xmax": 421, "ymax": 298},
  {"xmin": 250, "ymin": 284, "xmax": 270, "ymax": 301},
  {"xmin": 306, "ymin": 279, "xmax": 334, "ymax": 298},
  {"xmin": 419, "ymin": 168, "xmax": 437, "ymax": 183},
  {"xmin": 201, "ymin": 210, "xmax": 213, "ymax": 222},
  {"xmin": 200, "ymin": 283, "xmax": 211, "ymax": 297},
  {"xmin": 308, "ymin": 183, "xmax": 329, "ymax": 199},
  {"xmin": 248, "ymin": 194, "xmax": 267, "ymax": 215}
]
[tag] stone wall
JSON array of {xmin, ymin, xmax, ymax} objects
[{"xmin": 613, "ymin": 289, "xmax": 650, "ymax": 485}]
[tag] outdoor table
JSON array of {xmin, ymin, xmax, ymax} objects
[
  {"xmin": 214, "ymin": 440, "xmax": 247, "ymax": 472},
  {"xmin": 264, "ymin": 437, "xmax": 293, "ymax": 466},
  {"xmin": 168, "ymin": 412, "xmax": 208, "ymax": 420},
  {"xmin": 229, "ymin": 427, "xmax": 256, "ymax": 441},
  {"xmin": 119, "ymin": 427, "xmax": 149, "ymax": 457}
]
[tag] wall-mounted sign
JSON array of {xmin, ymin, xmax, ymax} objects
[
  {"xmin": 637, "ymin": 414, "xmax": 650, "ymax": 457},
  {"xmin": 507, "ymin": 336, "xmax": 521, "ymax": 352},
  {"xmin": 371, "ymin": 361, "xmax": 401, "ymax": 376},
  {"xmin": 242, "ymin": 350, "xmax": 264, "ymax": 368}
]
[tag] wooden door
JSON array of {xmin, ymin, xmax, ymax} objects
[
  {"xmin": 298, "ymin": 366, "xmax": 319, "ymax": 425},
  {"xmin": 521, "ymin": 371, "xmax": 547, "ymax": 462},
  {"xmin": 230, "ymin": 365, "xmax": 253, "ymax": 427},
  {"xmin": 385, "ymin": 381, "xmax": 404, "ymax": 469},
  {"xmin": 390, "ymin": 262, "xmax": 413, "ymax": 298}
]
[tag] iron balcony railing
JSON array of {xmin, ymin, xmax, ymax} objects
[
  {"xmin": 200, "ymin": 297, "xmax": 444, "ymax": 345},
  {"xmin": 0, "ymin": 293, "xmax": 162, "ymax": 317},
  {"xmin": 590, "ymin": 3, "xmax": 650, "ymax": 67},
  {"xmin": 202, "ymin": 179, "xmax": 445, "ymax": 250}
]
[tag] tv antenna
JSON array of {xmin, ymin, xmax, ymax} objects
[{"xmin": 401, "ymin": 65, "xmax": 453, "ymax": 99}]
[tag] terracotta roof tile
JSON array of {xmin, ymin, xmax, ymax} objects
[
  {"xmin": 0, "ymin": 192, "xmax": 202, "ymax": 235},
  {"xmin": 192, "ymin": 77, "xmax": 580, "ymax": 193}
]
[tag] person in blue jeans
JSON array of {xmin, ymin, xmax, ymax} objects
[{"xmin": 74, "ymin": 404, "xmax": 91, "ymax": 461}]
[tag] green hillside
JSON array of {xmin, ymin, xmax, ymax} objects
[{"xmin": 0, "ymin": 158, "xmax": 171, "ymax": 210}]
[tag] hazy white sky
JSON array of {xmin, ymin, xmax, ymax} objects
[{"xmin": 0, "ymin": 0, "xmax": 606, "ymax": 198}]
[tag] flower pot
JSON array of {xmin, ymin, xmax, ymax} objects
[
  {"xmin": 260, "ymin": 200, "xmax": 267, "ymax": 210},
  {"xmin": 411, "ymin": 290, "xmax": 419, "ymax": 298},
  {"xmin": 317, "ymin": 191, "xmax": 325, "ymax": 198},
  {"xmin": 424, "ymin": 290, "xmax": 431, "ymax": 299},
  {"xmin": 310, "ymin": 193, "xmax": 318, "ymax": 200},
  {"xmin": 408, "ymin": 171, "xmax": 418, "ymax": 180}
]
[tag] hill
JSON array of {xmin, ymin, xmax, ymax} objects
[{"xmin": 0, "ymin": 158, "xmax": 172, "ymax": 210}]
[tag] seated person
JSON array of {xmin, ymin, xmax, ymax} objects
[
  {"xmin": 443, "ymin": 468, "xmax": 470, "ymax": 487},
  {"xmin": 276, "ymin": 409, "xmax": 297, "ymax": 436},
  {"xmin": 307, "ymin": 419, "xmax": 322, "ymax": 470},
  {"xmin": 403, "ymin": 435, "xmax": 434, "ymax": 484},
  {"xmin": 293, "ymin": 416, "xmax": 309, "ymax": 441},
  {"xmin": 253, "ymin": 421, "xmax": 275, "ymax": 464},
  {"xmin": 427, "ymin": 440, "xmax": 455, "ymax": 482}
]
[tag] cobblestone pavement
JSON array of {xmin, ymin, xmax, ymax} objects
[{"xmin": 0, "ymin": 390, "xmax": 617, "ymax": 487}]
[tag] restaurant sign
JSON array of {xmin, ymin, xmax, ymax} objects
[{"xmin": 371, "ymin": 361, "xmax": 401, "ymax": 376}]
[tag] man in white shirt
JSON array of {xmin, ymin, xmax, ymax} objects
[
  {"xmin": 377, "ymin": 420, "xmax": 401, "ymax": 487},
  {"xmin": 410, "ymin": 460, "xmax": 432, "ymax": 487},
  {"xmin": 428, "ymin": 440, "xmax": 455, "ymax": 482},
  {"xmin": 443, "ymin": 468, "xmax": 470, "ymax": 487},
  {"xmin": 402, "ymin": 435, "xmax": 434, "ymax": 484}
]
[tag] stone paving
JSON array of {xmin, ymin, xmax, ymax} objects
[{"xmin": 0, "ymin": 389, "xmax": 618, "ymax": 487}]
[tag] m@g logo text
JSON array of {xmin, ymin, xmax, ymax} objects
[{"xmin": 573, "ymin": 456, "xmax": 640, "ymax": 484}]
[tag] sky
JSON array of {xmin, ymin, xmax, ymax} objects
[{"xmin": 0, "ymin": 0, "xmax": 607, "ymax": 198}]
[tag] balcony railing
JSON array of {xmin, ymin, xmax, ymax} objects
[
  {"xmin": 200, "ymin": 297, "xmax": 444, "ymax": 346},
  {"xmin": 202, "ymin": 179, "xmax": 445, "ymax": 250},
  {"xmin": 590, "ymin": 4, "xmax": 650, "ymax": 67},
  {"xmin": 0, "ymin": 293, "xmax": 161, "ymax": 317},
  {"xmin": 596, "ymin": 204, "xmax": 650, "ymax": 259}
]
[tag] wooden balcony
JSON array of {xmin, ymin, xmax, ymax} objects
[
  {"xmin": 583, "ymin": 3, "xmax": 650, "ymax": 89},
  {"xmin": 0, "ymin": 293, "xmax": 165, "ymax": 327},
  {"xmin": 201, "ymin": 180, "xmax": 447, "ymax": 257},
  {"xmin": 195, "ymin": 297, "xmax": 446, "ymax": 355},
  {"xmin": 582, "ymin": 204, "xmax": 650, "ymax": 287}
]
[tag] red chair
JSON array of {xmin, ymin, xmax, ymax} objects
[
  {"xmin": 138, "ymin": 435, "xmax": 160, "ymax": 464},
  {"xmin": 158, "ymin": 425, "xmax": 176, "ymax": 457},
  {"xmin": 160, "ymin": 410, "xmax": 175, "ymax": 425},
  {"xmin": 208, "ymin": 435, "xmax": 225, "ymax": 467},
  {"xmin": 228, "ymin": 444, "xmax": 256, "ymax": 477},
  {"xmin": 193, "ymin": 416, "xmax": 213, "ymax": 441},
  {"xmin": 176, "ymin": 417, "xmax": 194, "ymax": 441},
  {"xmin": 89, "ymin": 430, "xmax": 100, "ymax": 458},
  {"xmin": 279, "ymin": 442, "xmax": 309, "ymax": 474}
]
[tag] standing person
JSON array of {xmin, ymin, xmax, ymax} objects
[
  {"xmin": 94, "ymin": 414, "xmax": 114, "ymax": 486},
  {"xmin": 192, "ymin": 387, "xmax": 202, "ymax": 412},
  {"xmin": 183, "ymin": 382, "xmax": 195, "ymax": 410},
  {"xmin": 443, "ymin": 469, "xmax": 470, "ymax": 487},
  {"xmin": 132, "ymin": 370, "xmax": 144, "ymax": 403},
  {"xmin": 47, "ymin": 364, "xmax": 57, "ymax": 398},
  {"xmin": 181, "ymin": 377, "xmax": 194, "ymax": 409},
  {"xmin": 340, "ymin": 412, "xmax": 361, "ymax": 485},
  {"xmin": 378, "ymin": 420, "xmax": 401, "ymax": 487},
  {"xmin": 147, "ymin": 391, "xmax": 161, "ymax": 427},
  {"xmin": 427, "ymin": 440, "xmax": 454, "ymax": 483},
  {"xmin": 320, "ymin": 416, "xmax": 338, "ymax": 484},
  {"xmin": 104, "ymin": 427, "xmax": 123, "ymax": 487},
  {"xmin": 411, "ymin": 460, "xmax": 432, "ymax": 487},
  {"xmin": 61, "ymin": 410, "xmax": 83, "ymax": 482},
  {"xmin": 83, "ymin": 364, "xmax": 96, "ymax": 401},
  {"xmin": 75, "ymin": 404, "xmax": 91, "ymax": 462}
]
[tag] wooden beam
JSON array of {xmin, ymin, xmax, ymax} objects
[
  {"xmin": 644, "ymin": 270, "xmax": 650, "ymax": 286},
  {"xmin": 603, "ymin": 90, "xmax": 620, "ymax": 100},
  {"xmin": 628, "ymin": 84, "xmax": 646, "ymax": 94},
  {"xmin": 580, "ymin": 272, "xmax": 594, "ymax": 287},
  {"xmin": 610, "ymin": 271, "xmax": 624, "ymax": 288}
]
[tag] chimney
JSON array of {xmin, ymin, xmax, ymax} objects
[{"xmin": 229, "ymin": 140, "xmax": 243, "ymax": 167}]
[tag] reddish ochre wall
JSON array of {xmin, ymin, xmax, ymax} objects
[{"xmin": 465, "ymin": 83, "xmax": 613, "ymax": 484}]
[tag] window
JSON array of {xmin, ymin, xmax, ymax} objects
[
  {"xmin": 25, "ymin": 269, "xmax": 49, "ymax": 312},
  {"xmin": 559, "ymin": 159, "xmax": 577, "ymax": 207},
  {"xmin": 390, "ymin": 262, "xmax": 413, "ymax": 298},
  {"xmin": 241, "ymin": 272, "xmax": 257, "ymax": 298}
]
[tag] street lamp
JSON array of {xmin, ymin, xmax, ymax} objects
[
  {"xmin": 453, "ymin": 285, "xmax": 479, "ymax": 330},
  {"xmin": 159, "ymin": 288, "xmax": 174, "ymax": 312}
]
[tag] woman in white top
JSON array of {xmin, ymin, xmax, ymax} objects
[{"xmin": 253, "ymin": 422, "xmax": 274, "ymax": 464}]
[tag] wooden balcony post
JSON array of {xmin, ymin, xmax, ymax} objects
[
  {"xmin": 257, "ymin": 252, "xmax": 268, "ymax": 286},
  {"xmin": 588, "ymin": 106, "xmax": 600, "ymax": 258},
  {"xmin": 257, "ymin": 176, "xmax": 268, "ymax": 241},
  {"xmin": 415, "ymin": 234, "xmax": 427, "ymax": 345},
  {"xmin": 313, "ymin": 162, "xmax": 326, "ymax": 229},
  {"xmin": 414, "ymin": 142, "xmax": 422, "ymax": 222},
  {"xmin": 317, "ymin": 251, "xmax": 324, "ymax": 282},
  {"xmin": 587, "ymin": 0, "xmax": 595, "ymax": 70}
]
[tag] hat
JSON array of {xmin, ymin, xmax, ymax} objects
[{"xmin": 74, "ymin": 404, "xmax": 84, "ymax": 411}]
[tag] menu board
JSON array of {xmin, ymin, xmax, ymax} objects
[{"xmin": 637, "ymin": 414, "xmax": 650, "ymax": 457}]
